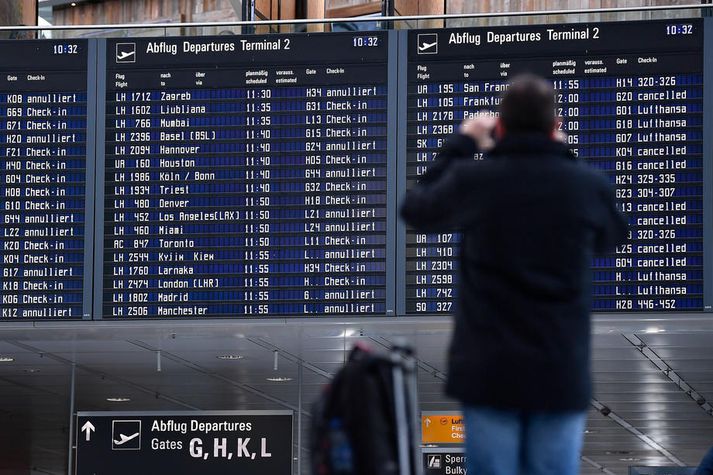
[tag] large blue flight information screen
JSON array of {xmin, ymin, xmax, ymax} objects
[
  {"xmin": 0, "ymin": 40, "xmax": 90, "ymax": 319},
  {"xmin": 103, "ymin": 33, "xmax": 390, "ymax": 318},
  {"xmin": 0, "ymin": 20, "xmax": 706, "ymax": 321},
  {"xmin": 406, "ymin": 20, "xmax": 706, "ymax": 313}
]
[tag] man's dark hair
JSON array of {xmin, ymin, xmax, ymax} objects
[{"xmin": 499, "ymin": 74, "xmax": 556, "ymax": 135}]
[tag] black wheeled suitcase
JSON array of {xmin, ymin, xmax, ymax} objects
[{"xmin": 310, "ymin": 341, "xmax": 422, "ymax": 475}]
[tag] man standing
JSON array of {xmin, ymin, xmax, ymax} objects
[{"xmin": 401, "ymin": 74, "xmax": 628, "ymax": 475}]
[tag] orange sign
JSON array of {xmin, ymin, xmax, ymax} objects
[{"xmin": 421, "ymin": 413, "xmax": 465, "ymax": 444}]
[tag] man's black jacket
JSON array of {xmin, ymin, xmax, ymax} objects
[
  {"xmin": 401, "ymin": 133, "xmax": 628, "ymax": 411},
  {"xmin": 696, "ymin": 446, "xmax": 713, "ymax": 475}
]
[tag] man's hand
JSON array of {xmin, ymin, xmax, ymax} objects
[
  {"xmin": 459, "ymin": 114, "xmax": 497, "ymax": 151},
  {"xmin": 552, "ymin": 118, "xmax": 568, "ymax": 144},
  {"xmin": 552, "ymin": 129, "xmax": 568, "ymax": 144}
]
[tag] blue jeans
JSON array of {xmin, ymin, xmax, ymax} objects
[{"xmin": 463, "ymin": 406, "xmax": 586, "ymax": 475}]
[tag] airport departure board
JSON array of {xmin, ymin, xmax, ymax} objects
[
  {"xmin": 101, "ymin": 33, "xmax": 393, "ymax": 318},
  {"xmin": 405, "ymin": 20, "xmax": 707, "ymax": 313},
  {"xmin": 0, "ymin": 18, "xmax": 710, "ymax": 320},
  {"xmin": 0, "ymin": 40, "xmax": 91, "ymax": 319}
]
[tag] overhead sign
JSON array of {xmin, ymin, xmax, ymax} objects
[
  {"xmin": 75, "ymin": 411, "xmax": 292, "ymax": 475},
  {"xmin": 423, "ymin": 448, "xmax": 466, "ymax": 475},
  {"xmin": 100, "ymin": 33, "xmax": 392, "ymax": 319},
  {"xmin": 629, "ymin": 467, "xmax": 697, "ymax": 475},
  {"xmin": 405, "ymin": 20, "xmax": 708, "ymax": 314},
  {"xmin": 421, "ymin": 412, "xmax": 465, "ymax": 444}
]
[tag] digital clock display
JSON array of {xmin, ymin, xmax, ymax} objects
[
  {"xmin": 53, "ymin": 44, "xmax": 80, "ymax": 54},
  {"xmin": 353, "ymin": 36, "xmax": 380, "ymax": 47},
  {"xmin": 667, "ymin": 24, "xmax": 694, "ymax": 35}
]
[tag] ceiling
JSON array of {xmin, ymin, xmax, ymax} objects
[{"xmin": 0, "ymin": 314, "xmax": 712, "ymax": 475}]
